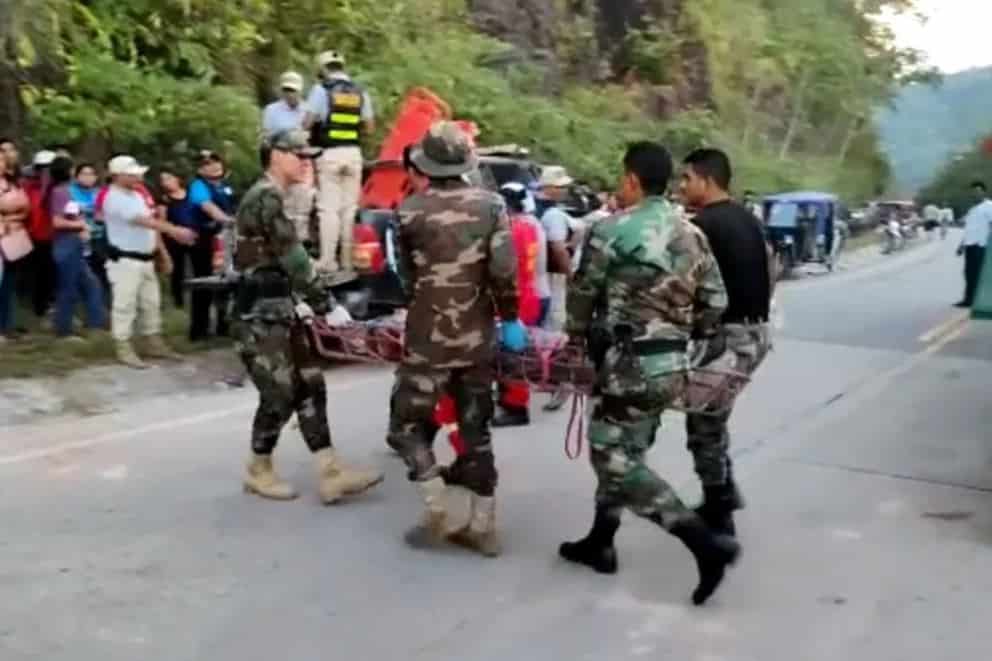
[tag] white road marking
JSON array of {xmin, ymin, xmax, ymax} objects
[
  {"xmin": 100, "ymin": 464, "xmax": 129, "ymax": 480},
  {"xmin": 831, "ymin": 529, "xmax": 863, "ymax": 541},
  {"xmin": 0, "ymin": 374, "xmax": 388, "ymax": 467}
]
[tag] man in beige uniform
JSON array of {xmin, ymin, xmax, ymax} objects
[{"xmin": 304, "ymin": 51, "xmax": 375, "ymax": 273}]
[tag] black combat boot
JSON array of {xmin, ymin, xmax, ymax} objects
[
  {"xmin": 492, "ymin": 406, "xmax": 530, "ymax": 428},
  {"xmin": 695, "ymin": 484, "xmax": 739, "ymax": 537},
  {"xmin": 670, "ymin": 516, "xmax": 741, "ymax": 606},
  {"xmin": 558, "ymin": 506, "xmax": 621, "ymax": 574}
]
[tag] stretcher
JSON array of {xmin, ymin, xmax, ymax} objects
[{"xmin": 304, "ymin": 317, "xmax": 750, "ymax": 416}]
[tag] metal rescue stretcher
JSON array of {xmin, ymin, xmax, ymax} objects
[
  {"xmin": 304, "ymin": 316, "xmax": 750, "ymax": 416},
  {"xmin": 189, "ymin": 268, "xmax": 750, "ymax": 458}
]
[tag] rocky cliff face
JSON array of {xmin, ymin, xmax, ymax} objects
[{"xmin": 466, "ymin": 0, "xmax": 713, "ymax": 116}]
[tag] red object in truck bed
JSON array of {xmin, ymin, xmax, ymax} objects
[
  {"xmin": 359, "ymin": 87, "xmax": 479, "ymax": 210},
  {"xmin": 360, "ymin": 87, "xmax": 450, "ymax": 210}
]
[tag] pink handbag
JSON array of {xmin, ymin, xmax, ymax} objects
[{"xmin": 0, "ymin": 227, "xmax": 33, "ymax": 262}]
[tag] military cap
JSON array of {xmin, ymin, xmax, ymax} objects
[
  {"xmin": 265, "ymin": 129, "xmax": 322, "ymax": 158},
  {"xmin": 410, "ymin": 121, "xmax": 478, "ymax": 178}
]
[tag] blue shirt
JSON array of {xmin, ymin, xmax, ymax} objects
[
  {"xmin": 69, "ymin": 182, "xmax": 102, "ymax": 247},
  {"xmin": 164, "ymin": 193, "xmax": 196, "ymax": 229},
  {"xmin": 189, "ymin": 178, "xmax": 235, "ymax": 234},
  {"xmin": 262, "ymin": 99, "xmax": 309, "ymax": 137}
]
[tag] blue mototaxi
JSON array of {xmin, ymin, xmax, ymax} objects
[{"xmin": 762, "ymin": 191, "xmax": 841, "ymax": 275}]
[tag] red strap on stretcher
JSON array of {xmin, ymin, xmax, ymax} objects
[{"xmin": 565, "ymin": 393, "xmax": 586, "ymax": 460}]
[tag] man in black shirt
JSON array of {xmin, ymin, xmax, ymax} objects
[{"xmin": 679, "ymin": 148, "xmax": 774, "ymax": 537}]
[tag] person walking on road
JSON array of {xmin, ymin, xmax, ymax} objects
[
  {"xmin": 386, "ymin": 122, "xmax": 523, "ymax": 557},
  {"xmin": 536, "ymin": 165, "xmax": 575, "ymax": 411},
  {"xmin": 492, "ymin": 181, "xmax": 546, "ymax": 428},
  {"xmin": 305, "ymin": 51, "xmax": 375, "ymax": 274},
  {"xmin": 233, "ymin": 129, "xmax": 383, "ymax": 504},
  {"xmin": 561, "ymin": 141, "xmax": 739, "ymax": 606},
  {"xmin": 679, "ymin": 148, "xmax": 773, "ymax": 537},
  {"xmin": 955, "ymin": 181, "xmax": 992, "ymax": 308}
]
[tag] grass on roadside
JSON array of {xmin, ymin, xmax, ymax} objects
[
  {"xmin": 0, "ymin": 302, "xmax": 229, "ymax": 379},
  {"xmin": 845, "ymin": 228, "xmax": 879, "ymax": 253}
]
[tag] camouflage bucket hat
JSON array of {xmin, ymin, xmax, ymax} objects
[
  {"xmin": 410, "ymin": 121, "xmax": 478, "ymax": 178},
  {"xmin": 267, "ymin": 129, "xmax": 322, "ymax": 159}
]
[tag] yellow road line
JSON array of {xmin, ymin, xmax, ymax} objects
[{"xmin": 918, "ymin": 309, "xmax": 970, "ymax": 344}]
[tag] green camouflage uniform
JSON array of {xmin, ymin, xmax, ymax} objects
[
  {"xmin": 233, "ymin": 170, "xmax": 333, "ymax": 456},
  {"xmin": 387, "ymin": 181, "xmax": 518, "ymax": 496},
  {"xmin": 686, "ymin": 323, "xmax": 770, "ymax": 490},
  {"xmin": 567, "ymin": 196, "xmax": 727, "ymax": 529}
]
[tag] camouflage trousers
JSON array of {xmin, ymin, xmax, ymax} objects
[
  {"xmin": 387, "ymin": 363, "xmax": 497, "ymax": 497},
  {"xmin": 685, "ymin": 323, "xmax": 770, "ymax": 488},
  {"xmin": 234, "ymin": 320, "xmax": 331, "ymax": 455},
  {"xmin": 589, "ymin": 349, "xmax": 693, "ymax": 530}
]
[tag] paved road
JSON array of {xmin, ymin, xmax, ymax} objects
[{"xmin": 2, "ymin": 232, "xmax": 990, "ymax": 661}]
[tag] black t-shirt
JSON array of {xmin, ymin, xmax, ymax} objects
[{"xmin": 692, "ymin": 199, "xmax": 770, "ymax": 323}]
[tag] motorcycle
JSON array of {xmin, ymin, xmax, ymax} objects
[{"xmin": 773, "ymin": 234, "xmax": 798, "ymax": 278}]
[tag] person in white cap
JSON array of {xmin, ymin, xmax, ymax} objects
[
  {"xmin": 304, "ymin": 50, "xmax": 375, "ymax": 273},
  {"xmin": 102, "ymin": 155, "xmax": 195, "ymax": 368},
  {"xmin": 263, "ymin": 71, "xmax": 317, "ymax": 246},
  {"xmin": 262, "ymin": 71, "xmax": 309, "ymax": 139},
  {"xmin": 536, "ymin": 164, "xmax": 575, "ymax": 411}
]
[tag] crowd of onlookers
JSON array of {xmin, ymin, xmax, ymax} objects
[{"xmin": 0, "ymin": 136, "xmax": 237, "ymax": 368}]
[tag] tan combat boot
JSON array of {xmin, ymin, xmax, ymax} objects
[
  {"xmin": 449, "ymin": 494, "xmax": 502, "ymax": 558},
  {"xmin": 116, "ymin": 341, "xmax": 149, "ymax": 370},
  {"xmin": 404, "ymin": 476, "xmax": 449, "ymax": 548},
  {"xmin": 243, "ymin": 454, "xmax": 298, "ymax": 500},
  {"xmin": 314, "ymin": 448, "xmax": 384, "ymax": 505},
  {"xmin": 142, "ymin": 335, "xmax": 181, "ymax": 361}
]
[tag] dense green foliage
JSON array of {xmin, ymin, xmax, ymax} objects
[
  {"xmin": 878, "ymin": 66, "xmax": 992, "ymax": 194},
  {"xmin": 918, "ymin": 134, "xmax": 992, "ymax": 215},
  {"xmin": 1, "ymin": 0, "xmax": 928, "ymax": 201}
]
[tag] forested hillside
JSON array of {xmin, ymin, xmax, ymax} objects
[
  {"xmin": 0, "ymin": 0, "xmax": 928, "ymax": 200},
  {"xmin": 878, "ymin": 66, "xmax": 992, "ymax": 194}
]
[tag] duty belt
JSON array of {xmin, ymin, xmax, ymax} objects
[{"xmin": 115, "ymin": 249, "xmax": 155, "ymax": 262}]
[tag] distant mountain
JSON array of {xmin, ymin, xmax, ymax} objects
[{"xmin": 877, "ymin": 66, "xmax": 992, "ymax": 194}]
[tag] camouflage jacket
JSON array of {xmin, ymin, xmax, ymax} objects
[
  {"xmin": 396, "ymin": 181, "xmax": 518, "ymax": 369},
  {"xmin": 234, "ymin": 174, "xmax": 330, "ymax": 322},
  {"xmin": 567, "ymin": 196, "xmax": 727, "ymax": 374}
]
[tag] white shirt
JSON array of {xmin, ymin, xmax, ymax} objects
[
  {"xmin": 103, "ymin": 186, "xmax": 156, "ymax": 254},
  {"xmin": 923, "ymin": 204, "xmax": 940, "ymax": 222},
  {"xmin": 961, "ymin": 199, "xmax": 992, "ymax": 247},
  {"xmin": 541, "ymin": 206, "xmax": 571, "ymax": 243}
]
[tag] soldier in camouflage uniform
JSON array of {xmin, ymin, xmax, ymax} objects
[
  {"xmin": 561, "ymin": 141, "xmax": 740, "ymax": 606},
  {"xmin": 386, "ymin": 122, "xmax": 522, "ymax": 557},
  {"xmin": 233, "ymin": 129, "xmax": 383, "ymax": 504}
]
